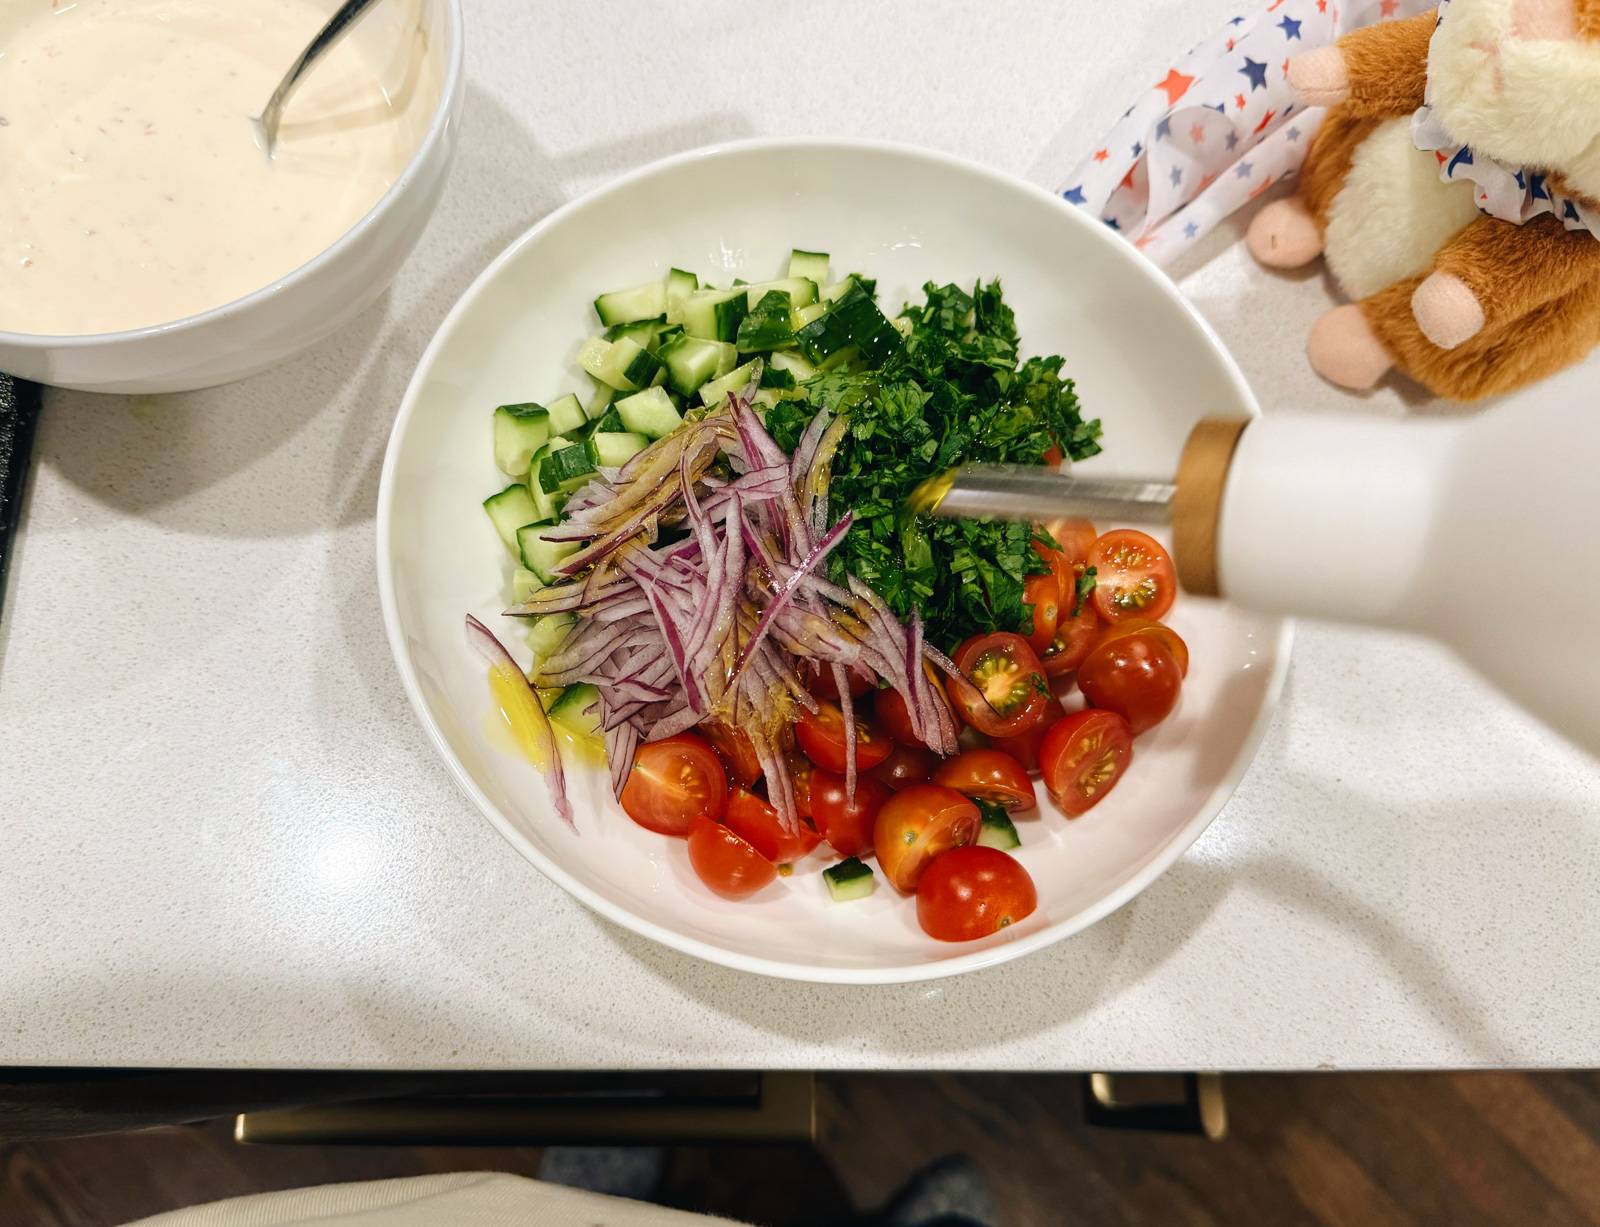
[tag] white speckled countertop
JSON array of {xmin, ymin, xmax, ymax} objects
[{"xmin": 4, "ymin": 0, "xmax": 1598, "ymax": 1072}]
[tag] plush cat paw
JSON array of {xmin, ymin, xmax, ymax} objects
[
  {"xmin": 1412, "ymin": 272, "xmax": 1486, "ymax": 350},
  {"xmin": 1247, "ymin": 198, "xmax": 1324, "ymax": 268},
  {"xmin": 1286, "ymin": 47, "xmax": 1351, "ymax": 106},
  {"xmin": 1308, "ymin": 305, "xmax": 1392, "ymax": 390}
]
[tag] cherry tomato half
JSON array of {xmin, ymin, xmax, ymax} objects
[
  {"xmin": 787, "ymin": 752, "xmax": 816, "ymax": 819},
  {"xmin": 874, "ymin": 687, "xmax": 922, "ymax": 748},
  {"xmin": 1022, "ymin": 571, "xmax": 1061, "ymax": 658},
  {"xmin": 874, "ymin": 784, "xmax": 982, "ymax": 894},
  {"xmin": 810, "ymin": 771, "xmax": 893, "ymax": 858},
  {"xmin": 931, "ymin": 749, "xmax": 1037, "ymax": 813},
  {"xmin": 916, "ymin": 846, "xmax": 1038, "ymax": 942},
  {"xmin": 1089, "ymin": 529, "xmax": 1177, "ymax": 624},
  {"xmin": 1044, "ymin": 518, "xmax": 1099, "ymax": 569},
  {"xmin": 620, "ymin": 734, "xmax": 728, "ymax": 837},
  {"xmin": 1042, "ymin": 442, "xmax": 1065, "ymax": 467},
  {"xmin": 703, "ymin": 721, "xmax": 762, "ymax": 788},
  {"xmin": 1092, "ymin": 618, "xmax": 1189, "ymax": 677},
  {"xmin": 988, "ymin": 705, "xmax": 1066, "ymax": 775},
  {"xmin": 1039, "ymin": 593, "xmax": 1102, "ymax": 678},
  {"xmin": 1039, "ymin": 710, "xmax": 1133, "ymax": 817},
  {"xmin": 871, "ymin": 742, "xmax": 938, "ymax": 792},
  {"xmin": 1077, "ymin": 631, "xmax": 1183, "ymax": 735},
  {"xmin": 795, "ymin": 701, "xmax": 892, "ymax": 775},
  {"xmin": 686, "ymin": 815, "xmax": 777, "ymax": 898},
  {"xmin": 804, "ymin": 661, "xmax": 875, "ymax": 700},
  {"xmin": 950, "ymin": 633, "xmax": 1051, "ymax": 739},
  {"xmin": 722, "ymin": 786, "xmax": 822, "ymax": 865}
]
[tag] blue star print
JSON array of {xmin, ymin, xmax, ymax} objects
[
  {"xmin": 1446, "ymin": 146, "xmax": 1474, "ymax": 177},
  {"xmin": 1278, "ymin": 15, "xmax": 1303, "ymax": 38},
  {"xmin": 1225, "ymin": 130, "xmax": 1240, "ymax": 151},
  {"xmin": 1240, "ymin": 57, "xmax": 1269, "ymax": 90},
  {"xmin": 1564, "ymin": 199, "xmax": 1581, "ymax": 222},
  {"xmin": 1235, "ymin": 161, "xmax": 1254, "ymax": 179},
  {"xmin": 1155, "ymin": 117, "xmax": 1173, "ymax": 141},
  {"xmin": 1104, "ymin": 217, "xmax": 1121, "ymax": 230},
  {"xmin": 1530, "ymin": 174, "xmax": 1550, "ymax": 200},
  {"xmin": 1132, "ymin": 141, "xmax": 1144, "ymax": 158},
  {"xmin": 1209, "ymin": 102, "xmax": 1228, "ymax": 115},
  {"xmin": 1063, "ymin": 185, "xmax": 1086, "ymax": 205},
  {"xmin": 1229, "ymin": 15, "xmax": 1245, "ymax": 24},
  {"xmin": 1184, "ymin": 222, "xmax": 1199, "ymax": 239},
  {"xmin": 1514, "ymin": 169, "xmax": 1527, "ymax": 190},
  {"xmin": 1287, "ymin": 126, "xmax": 1302, "ymax": 142},
  {"xmin": 1170, "ymin": 166, "xmax": 1183, "ymax": 187}
]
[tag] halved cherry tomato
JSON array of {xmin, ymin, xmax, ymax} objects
[
  {"xmin": 988, "ymin": 705, "xmax": 1065, "ymax": 775},
  {"xmin": 874, "ymin": 687, "xmax": 922, "ymax": 748},
  {"xmin": 1039, "ymin": 594, "xmax": 1102, "ymax": 678},
  {"xmin": 1039, "ymin": 710, "xmax": 1133, "ymax": 817},
  {"xmin": 722, "ymin": 787, "xmax": 822, "ymax": 865},
  {"xmin": 950, "ymin": 633, "xmax": 1050, "ymax": 739},
  {"xmin": 795, "ymin": 701, "xmax": 892, "ymax": 774},
  {"xmin": 1077, "ymin": 631, "xmax": 1183, "ymax": 735},
  {"xmin": 703, "ymin": 721, "xmax": 762, "ymax": 787},
  {"xmin": 871, "ymin": 743, "xmax": 938, "ymax": 792},
  {"xmin": 916, "ymin": 846, "xmax": 1038, "ymax": 941},
  {"xmin": 804, "ymin": 661, "xmax": 875, "ymax": 700},
  {"xmin": 873, "ymin": 784, "xmax": 982, "ymax": 894},
  {"xmin": 1042, "ymin": 442, "xmax": 1065, "ymax": 467},
  {"xmin": 1089, "ymin": 529, "xmax": 1177, "ymax": 624},
  {"xmin": 686, "ymin": 815, "xmax": 777, "ymax": 898},
  {"xmin": 1022, "ymin": 571, "xmax": 1061, "ymax": 657},
  {"xmin": 1044, "ymin": 518, "xmax": 1099, "ymax": 569},
  {"xmin": 932, "ymin": 749, "xmax": 1037, "ymax": 813},
  {"xmin": 787, "ymin": 752, "xmax": 816, "ymax": 818},
  {"xmin": 620, "ymin": 734, "xmax": 728, "ymax": 837},
  {"xmin": 1091, "ymin": 618, "xmax": 1189, "ymax": 677},
  {"xmin": 1030, "ymin": 536, "xmax": 1075, "ymax": 600},
  {"xmin": 810, "ymin": 771, "xmax": 893, "ymax": 858}
]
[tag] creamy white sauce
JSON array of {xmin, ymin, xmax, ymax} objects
[{"xmin": 0, "ymin": 0, "xmax": 438, "ymax": 336}]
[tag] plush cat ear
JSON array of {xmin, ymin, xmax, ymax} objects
[{"xmin": 1577, "ymin": 0, "xmax": 1600, "ymax": 38}]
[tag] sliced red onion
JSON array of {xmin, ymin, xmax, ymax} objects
[{"xmin": 466, "ymin": 614, "xmax": 574, "ymax": 830}]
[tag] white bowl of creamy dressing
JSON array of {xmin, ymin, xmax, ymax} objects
[{"xmin": 0, "ymin": 0, "xmax": 463, "ymax": 393}]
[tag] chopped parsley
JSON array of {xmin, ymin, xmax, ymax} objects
[{"xmin": 768, "ymin": 279, "xmax": 1101, "ymax": 650}]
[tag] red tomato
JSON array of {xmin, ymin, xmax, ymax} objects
[
  {"xmin": 1039, "ymin": 710, "xmax": 1133, "ymax": 817},
  {"xmin": 1040, "ymin": 595, "xmax": 1103, "ymax": 678},
  {"xmin": 787, "ymin": 752, "xmax": 816, "ymax": 818},
  {"xmin": 1089, "ymin": 529, "xmax": 1177, "ymax": 624},
  {"xmin": 932, "ymin": 749, "xmax": 1037, "ymax": 813},
  {"xmin": 1077, "ymin": 632, "xmax": 1183, "ymax": 735},
  {"xmin": 795, "ymin": 701, "xmax": 892, "ymax": 774},
  {"xmin": 950, "ymin": 633, "xmax": 1051, "ymax": 739},
  {"xmin": 804, "ymin": 661, "xmax": 875, "ymax": 700},
  {"xmin": 1042, "ymin": 442, "xmax": 1065, "ymax": 467},
  {"xmin": 686, "ymin": 815, "xmax": 777, "ymax": 898},
  {"xmin": 874, "ymin": 686, "xmax": 922, "ymax": 748},
  {"xmin": 988, "ymin": 706, "xmax": 1065, "ymax": 775},
  {"xmin": 722, "ymin": 787, "xmax": 822, "ymax": 865},
  {"xmin": 620, "ymin": 734, "xmax": 728, "ymax": 837},
  {"xmin": 1044, "ymin": 518, "xmax": 1099, "ymax": 569},
  {"xmin": 873, "ymin": 784, "xmax": 982, "ymax": 894},
  {"xmin": 1092, "ymin": 618, "xmax": 1189, "ymax": 677},
  {"xmin": 870, "ymin": 743, "xmax": 938, "ymax": 792},
  {"xmin": 1022, "ymin": 571, "xmax": 1061, "ymax": 657},
  {"xmin": 1030, "ymin": 536, "xmax": 1075, "ymax": 600},
  {"xmin": 703, "ymin": 721, "xmax": 762, "ymax": 787},
  {"xmin": 915, "ymin": 846, "xmax": 1038, "ymax": 941},
  {"xmin": 810, "ymin": 771, "xmax": 893, "ymax": 858}
]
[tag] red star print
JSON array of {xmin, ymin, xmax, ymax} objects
[
  {"xmin": 1317, "ymin": 0, "xmax": 1327, "ymax": 10},
  {"xmin": 1248, "ymin": 176, "xmax": 1276, "ymax": 200},
  {"xmin": 1379, "ymin": 0, "xmax": 1396, "ymax": 13},
  {"xmin": 1268, "ymin": 0, "xmax": 1287, "ymax": 9},
  {"xmin": 1283, "ymin": 58, "xmax": 1291, "ymax": 75},
  {"xmin": 1094, "ymin": 148, "xmax": 1110, "ymax": 163},
  {"xmin": 1435, "ymin": 150, "xmax": 1448, "ymax": 165},
  {"xmin": 1156, "ymin": 69, "xmax": 1196, "ymax": 105},
  {"xmin": 1198, "ymin": 172, "xmax": 1219, "ymax": 192},
  {"xmin": 1190, "ymin": 123, "xmax": 1207, "ymax": 143},
  {"xmin": 1119, "ymin": 166, "xmax": 1136, "ymax": 190},
  {"xmin": 1254, "ymin": 109, "xmax": 1277, "ymax": 134},
  {"xmin": 1133, "ymin": 233, "xmax": 1159, "ymax": 250},
  {"xmin": 1235, "ymin": 92, "xmax": 1248, "ymax": 110},
  {"xmin": 1227, "ymin": 36, "xmax": 1237, "ymax": 50}
]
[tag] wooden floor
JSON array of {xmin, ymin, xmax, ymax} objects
[{"xmin": 7, "ymin": 1072, "xmax": 1600, "ymax": 1226}]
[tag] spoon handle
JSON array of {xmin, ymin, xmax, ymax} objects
[{"xmin": 257, "ymin": 0, "xmax": 386, "ymax": 153}]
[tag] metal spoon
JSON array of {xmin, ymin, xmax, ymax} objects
[
  {"xmin": 908, "ymin": 464, "xmax": 1175, "ymax": 525},
  {"xmin": 253, "ymin": 0, "xmax": 387, "ymax": 156}
]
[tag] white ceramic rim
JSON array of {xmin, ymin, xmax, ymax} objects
[
  {"xmin": 376, "ymin": 136, "xmax": 1296, "ymax": 985},
  {"xmin": 0, "ymin": 0, "xmax": 466, "ymax": 347}
]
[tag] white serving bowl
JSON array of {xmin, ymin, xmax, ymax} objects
[
  {"xmin": 0, "ymin": 0, "xmax": 464, "ymax": 394},
  {"xmin": 378, "ymin": 139, "xmax": 1291, "ymax": 984}
]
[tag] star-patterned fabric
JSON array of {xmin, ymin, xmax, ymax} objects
[
  {"xmin": 1412, "ymin": 1, "xmax": 1600, "ymax": 238},
  {"xmin": 1063, "ymin": 0, "xmax": 1437, "ymax": 264}
]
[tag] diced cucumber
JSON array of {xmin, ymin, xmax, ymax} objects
[
  {"xmin": 658, "ymin": 332, "xmax": 736, "ymax": 396},
  {"xmin": 586, "ymin": 431, "xmax": 650, "ymax": 467},
  {"xmin": 769, "ymin": 350, "xmax": 820, "ymax": 383},
  {"xmin": 616, "ymin": 386, "xmax": 683, "ymax": 439},
  {"xmin": 492, "ymin": 403, "xmax": 550, "ymax": 477},
  {"xmin": 795, "ymin": 282, "xmax": 902, "ymax": 367},
  {"xmin": 528, "ymin": 438, "xmax": 576, "ymax": 520},
  {"xmin": 538, "ymin": 441, "xmax": 599, "ymax": 493},
  {"xmin": 593, "ymin": 405, "xmax": 626, "ymax": 433},
  {"xmin": 548, "ymin": 683, "xmax": 602, "ymax": 739},
  {"xmin": 977, "ymin": 804, "xmax": 1022, "ymax": 851},
  {"xmin": 604, "ymin": 317, "xmax": 666, "ymax": 349},
  {"xmin": 583, "ymin": 335, "xmax": 663, "ymax": 391},
  {"xmin": 788, "ymin": 249, "xmax": 830, "ymax": 284},
  {"xmin": 742, "ymin": 277, "xmax": 817, "ymax": 311},
  {"xmin": 546, "ymin": 393, "xmax": 587, "ymax": 437},
  {"xmin": 821, "ymin": 278, "xmax": 857, "ymax": 304},
  {"xmin": 511, "ymin": 567, "xmax": 544, "ymax": 604},
  {"xmin": 585, "ymin": 379, "xmax": 616, "ymax": 421},
  {"xmin": 791, "ymin": 302, "xmax": 826, "ymax": 330},
  {"xmin": 736, "ymin": 290, "xmax": 793, "ymax": 353},
  {"xmin": 698, "ymin": 359, "xmax": 760, "ymax": 408},
  {"xmin": 526, "ymin": 612, "xmax": 576, "ymax": 660},
  {"xmin": 665, "ymin": 268, "xmax": 699, "ymax": 321},
  {"xmin": 518, "ymin": 523, "xmax": 580, "ymax": 582},
  {"xmin": 483, "ymin": 484, "xmax": 537, "ymax": 554},
  {"xmin": 682, "ymin": 287, "xmax": 749, "ymax": 343},
  {"xmin": 760, "ymin": 365, "xmax": 796, "ymax": 390},
  {"xmin": 594, "ymin": 280, "xmax": 667, "ymax": 326},
  {"xmin": 753, "ymin": 388, "xmax": 782, "ymax": 411},
  {"xmin": 823, "ymin": 857, "xmax": 876, "ymax": 902}
]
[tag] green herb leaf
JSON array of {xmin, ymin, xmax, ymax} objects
[{"xmin": 1071, "ymin": 566, "xmax": 1098, "ymax": 618}]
